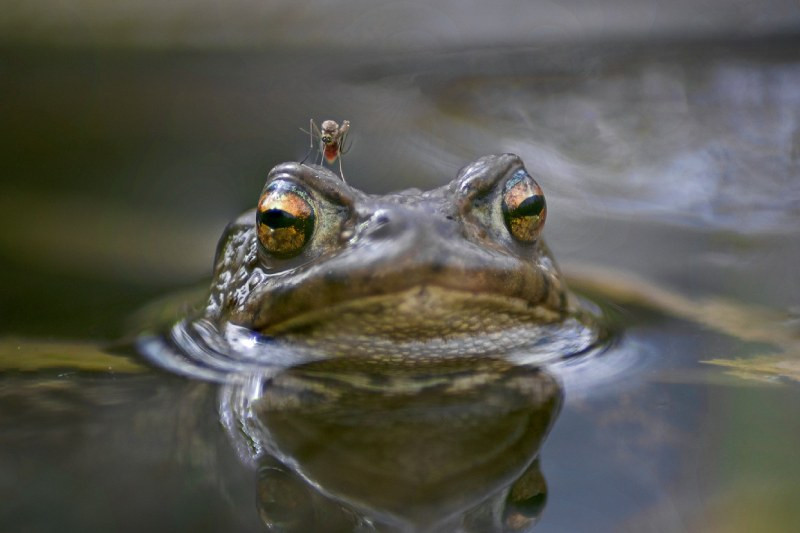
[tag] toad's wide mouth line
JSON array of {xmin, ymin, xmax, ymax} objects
[
  {"xmin": 255, "ymin": 284, "xmax": 567, "ymax": 338},
  {"xmin": 237, "ymin": 257, "xmax": 568, "ymax": 333}
]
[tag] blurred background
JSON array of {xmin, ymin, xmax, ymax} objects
[
  {"xmin": 4, "ymin": 0, "xmax": 800, "ymax": 48},
  {"xmin": 2, "ymin": 2, "xmax": 800, "ymax": 532}
]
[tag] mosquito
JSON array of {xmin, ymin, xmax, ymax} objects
[{"xmin": 301, "ymin": 119, "xmax": 351, "ymax": 181}]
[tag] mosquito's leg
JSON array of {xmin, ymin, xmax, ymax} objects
[
  {"xmin": 338, "ymin": 155, "xmax": 347, "ymax": 183},
  {"xmin": 310, "ymin": 119, "xmax": 320, "ymax": 149},
  {"xmin": 300, "ymin": 119, "xmax": 318, "ymax": 164},
  {"xmin": 299, "ymin": 126, "xmax": 312, "ymax": 164},
  {"xmin": 300, "ymin": 146, "xmax": 312, "ymax": 164},
  {"xmin": 317, "ymin": 141, "xmax": 326, "ymax": 165},
  {"xmin": 313, "ymin": 120, "xmax": 328, "ymax": 165},
  {"xmin": 340, "ymin": 132, "xmax": 353, "ymax": 155},
  {"xmin": 334, "ymin": 122, "xmax": 350, "ymax": 180}
]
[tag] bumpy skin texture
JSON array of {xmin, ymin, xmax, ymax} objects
[{"xmin": 205, "ymin": 154, "xmax": 576, "ymax": 352}]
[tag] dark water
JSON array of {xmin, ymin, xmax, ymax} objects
[{"xmin": 2, "ymin": 31, "xmax": 800, "ymax": 532}]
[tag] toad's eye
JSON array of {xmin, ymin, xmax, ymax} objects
[
  {"xmin": 501, "ymin": 170, "xmax": 547, "ymax": 243},
  {"xmin": 256, "ymin": 182, "xmax": 315, "ymax": 257}
]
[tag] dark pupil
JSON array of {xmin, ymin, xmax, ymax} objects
[
  {"xmin": 510, "ymin": 195, "xmax": 544, "ymax": 217},
  {"xmin": 258, "ymin": 208, "xmax": 298, "ymax": 229}
]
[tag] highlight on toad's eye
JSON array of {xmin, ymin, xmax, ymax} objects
[
  {"xmin": 256, "ymin": 182, "xmax": 315, "ymax": 257},
  {"xmin": 501, "ymin": 170, "xmax": 547, "ymax": 242}
]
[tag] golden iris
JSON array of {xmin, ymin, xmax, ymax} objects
[
  {"xmin": 501, "ymin": 170, "xmax": 546, "ymax": 242},
  {"xmin": 256, "ymin": 182, "xmax": 315, "ymax": 257}
]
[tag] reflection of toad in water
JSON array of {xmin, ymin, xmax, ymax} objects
[{"xmin": 220, "ymin": 357, "xmax": 563, "ymax": 532}]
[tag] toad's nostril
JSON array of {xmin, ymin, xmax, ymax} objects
[
  {"xmin": 359, "ymin": 210, "xmax": 410, "ymax": 241},
  {"xmin": 366, "ymin": 216, "xmax": 396, "ymax": 240}
]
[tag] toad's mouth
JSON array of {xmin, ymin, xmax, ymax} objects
[
  {"xmin": 230, "ymin": 256, "xmax": 570, "ymax": 337},
  {"xmin": 259, "ymin": 284, "xmax": 564, "ymax": 340},
  {"xmin": 235, "ymin": 282, "xmax": 603, "ymax": 362}
]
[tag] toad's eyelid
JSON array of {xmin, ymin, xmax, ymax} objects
[
  {"xmin": 264, "ymin": 163, "xmax": 356, "ymax": 209},
  {"xmin": 453, "ymin": 156, "xmax": 536, "ymax": 214},
  {"xmin": 263, "ymin": 179, "xmax": 313, "ymax": 201},
  {"xmin": 506, "ymin": 169, "xmax": 531, "ymax": 188}
]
